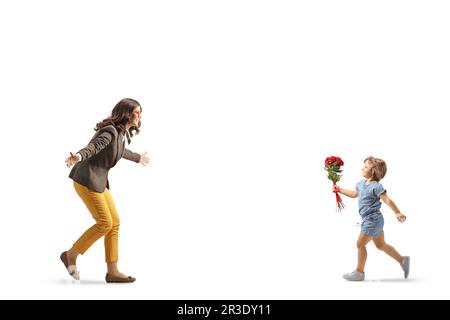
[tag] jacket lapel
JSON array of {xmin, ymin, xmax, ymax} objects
[{"xmin": 111, "ymin": 132, "xmax": 124, "ymax": 167}]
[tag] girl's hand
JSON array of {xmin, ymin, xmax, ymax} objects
[
  {"xmin": 65, "ymin": 152, "xmax": 79, "ymax": 168},
  {"xmin": 333, "ymin": 185, "xmax": 340, "ymax": 193},
  {"xmin": 396, "ymin": 212, "xmax": 407, "ymax": 223},
  {"xmin": 139, "ymin": 151, "xmax": 150, "ymax": 166}
]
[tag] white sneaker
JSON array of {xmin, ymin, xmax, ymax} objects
[{"xmin": 343, "ymin": 270, "xmax": 365, "ymax": 281}]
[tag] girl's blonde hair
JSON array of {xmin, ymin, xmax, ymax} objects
[{"xmin": 364, "ymin": 156, "xmax": 387, "ymax": 181}]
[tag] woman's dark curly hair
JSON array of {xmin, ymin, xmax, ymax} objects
[{"xmin": 95, "ymin": 98, "xmax": 142, "ymax": 144}]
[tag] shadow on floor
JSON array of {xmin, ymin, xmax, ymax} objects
[
  {"xmin": 368, "ymin": 278, "xmax": 423, "ymax": 283},
  {"xmin": 54, "ymin": 279, "xmax": 107, "ymax": 285}
]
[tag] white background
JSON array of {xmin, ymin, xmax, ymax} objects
[{"xmin": 0, "ymin": 0, "xmax": 449, "ymax": 299}]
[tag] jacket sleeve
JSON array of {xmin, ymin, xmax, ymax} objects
[
  {"xmin": 77, "ymin": 131, "xmax": 113, "ymax": 161},
  {"xmin": 123, "ymin": 148, "xmax": 141, "ymax": 163}
]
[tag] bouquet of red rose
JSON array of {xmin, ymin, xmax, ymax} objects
[{"xmin": 324, "ymin": 156, "xmax": 345, "ymax": 212}]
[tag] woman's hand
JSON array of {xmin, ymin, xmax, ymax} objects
[
  {"xmin": 396, "ymin": 212, "xmax": 407, "ymax": 223},
  {"xmin": 332, "ymin": 185, "xmax": 340, "ymax": 193},
  {"xmin": 139, "ymin": 151, "xmax": 150, "ymax": 166},
  {"xmin": 65, "ymin": 152, "xmax": 80, "ymax": 168}
]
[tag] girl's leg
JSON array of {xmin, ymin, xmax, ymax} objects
[
  {"xmin": 372, "ymin": 231, "xmax": 403, "ymax": 263},
  {"xmin": 356, "ymin": 233, "xmax": 372, "ymax": 272}
]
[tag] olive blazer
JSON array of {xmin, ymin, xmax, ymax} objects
[{"xmin": 69, "ymin": 125, "xmax": 141, "ymax": 192}]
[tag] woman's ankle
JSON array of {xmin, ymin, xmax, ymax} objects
[
  {"xmin": 66, "ymin": 248, "xmax": 79, "ymax": 264},
  {"xmin": 107, "ymin": 262, "xmax": 119, "ymax": 275}
]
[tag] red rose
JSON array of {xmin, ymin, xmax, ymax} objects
[
  {"xmin": 324, "ymin": 155, "xmax": 345, "ymax": 212},
  {"xmin": 325, "ymin": 156, "xmax": 337, "ymax": 166},
  {"xmin": 335, "ymin": 157, "xmax": 344, "ymax": 166},
  {"xmin": 325, "ymin": 156, "xmax": 344, "ymax": 167}
]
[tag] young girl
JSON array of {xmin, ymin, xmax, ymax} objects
[
  {"xmin": 333, "ymin": 156, "xmax": 409, "ymax": 281},
  {"xmin": 62, "ymin": 98, "xmax": 150, "ymax": 283}
]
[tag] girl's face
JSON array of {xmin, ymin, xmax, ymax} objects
[
  {"xmin": 129, "ymin": 106, "xmax": 141, "ymax": 127},
  {"xmin": 362, "ymin": 161, "xmax": 373, "ymax": 179}
]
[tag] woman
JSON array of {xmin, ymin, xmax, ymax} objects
[{"xmin": 62, "ymin": 98, "xmax": 149, "ymax": 283}]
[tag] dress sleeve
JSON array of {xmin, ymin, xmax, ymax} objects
[{"xmin": 373, "ymin": 183, "xmax": 386, "ymax": 197}]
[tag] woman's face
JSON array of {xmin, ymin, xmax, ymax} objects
[
  {"xmin": 362, "ymin": 161, "xmax": 372, "ymax": 179},
  {"xmin": 130, "ymin": 106, "xmax": 141, "ymax": 127}
]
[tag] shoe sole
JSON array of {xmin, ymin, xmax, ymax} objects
[{"xmin": 105, "ymin": 274, "xmax": 136, "ymax": 283}]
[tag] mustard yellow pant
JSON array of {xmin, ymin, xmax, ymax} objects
[{"xmin": 72, "ymin": 181, "xmax": 120, "ymax": 262}]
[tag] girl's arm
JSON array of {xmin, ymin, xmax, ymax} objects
[
  {"xmin": 333, "ymin": 185, "xmax": 358, "ymax": 198},
  {"xmin": 380, "ymin": 193, "xmax": 406, "ymax": 223}
]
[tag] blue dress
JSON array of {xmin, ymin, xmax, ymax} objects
[{"xmin": 356, "ymin": 180, "xmax": 386, "ymax": 237}]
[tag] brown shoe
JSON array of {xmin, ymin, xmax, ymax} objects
[
  {"xmin": 60, "ymin": 251, "xmax": 80, "ymax": 280},
  {"xmin": 105, "ymin": 273, "xmax": 136, "ymax": 283}
]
